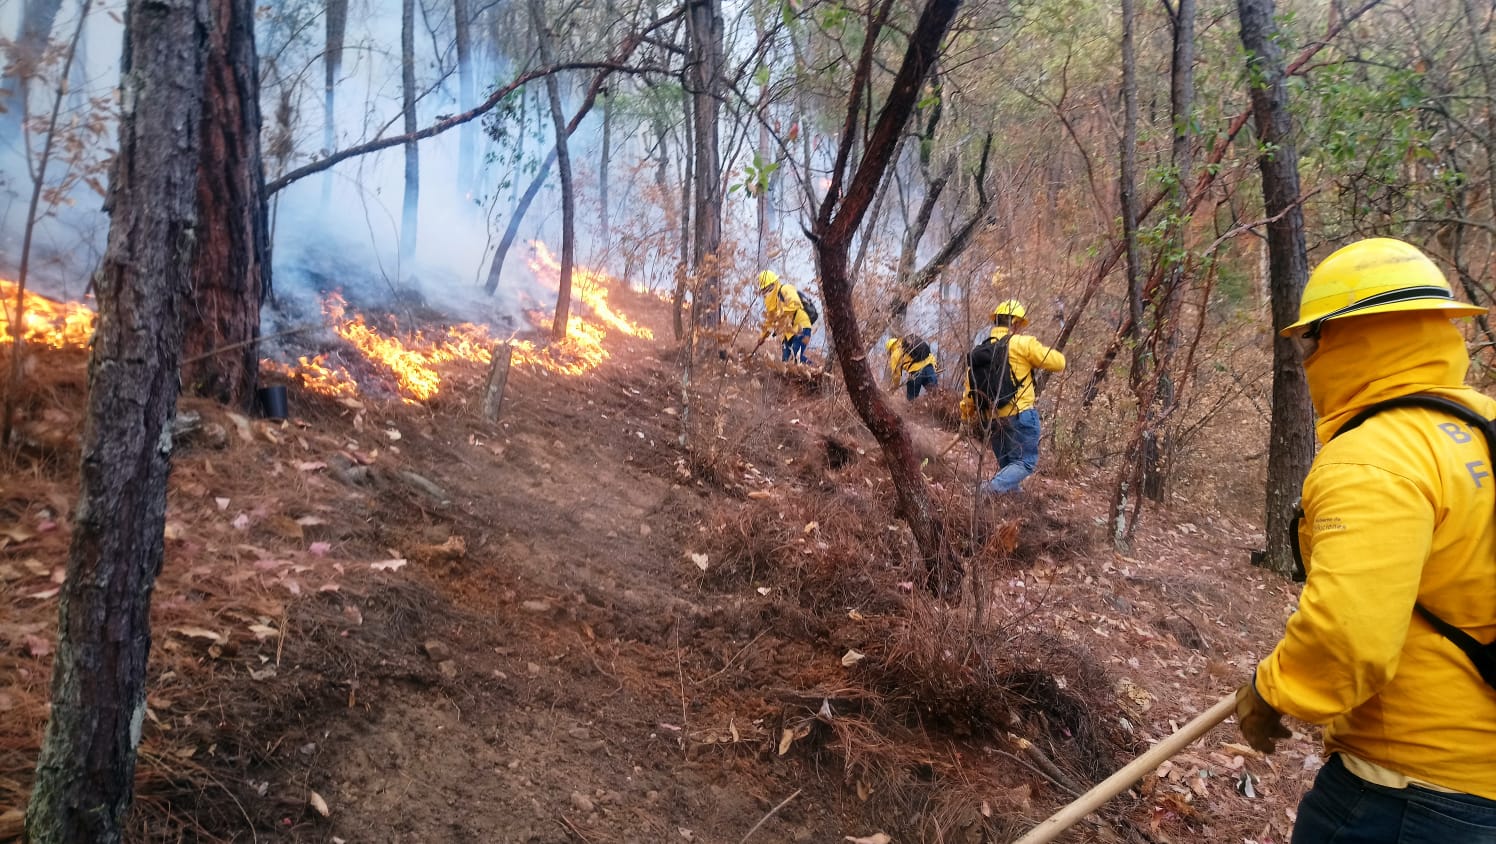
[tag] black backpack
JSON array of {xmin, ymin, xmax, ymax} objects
[
  {"xmin": 799, "ymin": 293, "xmax": 819, "ymax": 325},
  {"xmin": 902, "ymin": 334, "xmax": 932, "ymax": 363},
  {"xmin": 1293, "ymin": 393, "xmax": 1496, "ymax": 691},
  {"xmin": 967, "ymin": 335, "xmax": 1023, "ymax": 414}
]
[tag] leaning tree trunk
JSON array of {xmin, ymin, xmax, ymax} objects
[
  {"xmin": 686, "ymin": 0, "xmax": 724, "ymax": 328},
  {"xmin": 813, "ymin": 0, "xmax": 963, "ymax": 593},
  {"xmin": 530, "ymin": 0, "xmax": 575, "ymax": 340},
  {"xmin": 181, "ymin": 0, "xmax": 269, "ymax": 407},
  {"xmin": 23, "ymin": 0, "xmax": 208, "ymax": 838},
  {"xmin": 399, "ymin": 0, "xmax": 419, "ymax": 268},
  {"xmin": 482, "ymin": 66, "xmax": 618, "ymax": 295},
  {"xmin": 1238, "ymin": 0, "xmax": 1315, "ymax": 577}
]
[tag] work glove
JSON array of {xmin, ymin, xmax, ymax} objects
[{"xmin": 1235, "ymin": 680, "xmax": 1290, "ymax": 754}]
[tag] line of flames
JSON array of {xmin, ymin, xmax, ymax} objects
[
  {"xmin": 0, "ymin": 280, "xmax": 96, "ymax": 349},
  {"xmin": 2, "ymin": 241, "xmax": 651, "ymax": 404},
  {"xmin": 269, "ymin": 243, "xmax": 653, "ymax": 401}
]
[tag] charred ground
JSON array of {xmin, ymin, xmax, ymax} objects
[{"xmin": 3, "ymin": 284, "xmax": 1318, "ymax": 843}]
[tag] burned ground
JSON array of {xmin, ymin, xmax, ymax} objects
[{"xmin": 2, "ymin": 287, "xmax": 1319, "ymax": 843}]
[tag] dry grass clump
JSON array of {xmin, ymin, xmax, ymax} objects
[{"xmin": 699, "ymin": 486, "xmax": 916, "ymax": 616}]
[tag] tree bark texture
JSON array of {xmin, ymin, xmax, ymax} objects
[
  {"xmin": 400, "ymin": 0, "xmax": 419, "ymax": 265},
  {"xmin": 181, "ymin": 0, "xmax": 269, "ymax": 408},
  {"xmin": 813, "ymin": 0, "xmax": 962, "ymax": 589},
  {"xmin": 1238, "ymin": 0, "xmax": 1315, "ymax": 577},
  {"xmin": 530, "ymin": 0, "xmax": 575, "ymax": 341},
  {"xmin": 24, "ymin": 0, "xmax": 207, "ymax": 837},
  {"xmin": 686, "ymin": 0, "xmax": 724, "ymax": 326}
]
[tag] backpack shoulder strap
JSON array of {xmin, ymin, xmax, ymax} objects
[
  {"xmin": 1334, "ymin": 393, "xmax": 1494, "ymax": 440},
  {"xmin": 1332, "ymin": 392, "xmax": 1496, "ymax": 691}
]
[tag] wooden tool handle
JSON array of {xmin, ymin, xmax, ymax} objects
[{"xmin": 1009, "ymin": 692, "xmax": 1238, "ymax": 844}]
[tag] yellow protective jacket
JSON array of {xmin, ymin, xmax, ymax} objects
[
  {"xmin": 1255, "ymin": 311, "xmax": 1496, "ymax": 799},
  {"xmin": 889, "ymin": 340, "xmax": 937, "ymax": 385},
  {"xmin": 962, "ymin": 327, "xmax": 1066, "ymax": 419},
  {"xmin": 759, "ymin": 282, "xmax": 812, "ymax": 341}
]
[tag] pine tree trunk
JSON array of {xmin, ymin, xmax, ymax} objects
[
  {"xmin": 1110, "ymin": 0, "xmax": 1144, "ymax": 539},
  {"xmin": 599, "ymin": 90, "xmax": 612, "ymax": 252},
  {"xmin": 24, "ymin": 0, "xmax": 207, "ymax": 837},
  {"xmin": 686, "ymin": 0, "xmax": 723, "ymax": 328},
  {"xmin": 321, "ymin": 0, "xmax": 348, "ymax": 210},
  {"xmin": 1238, "ymin": 0, "xmax": 1315, "ymax": 577},
  {"xmin": 1142, "ymin": 0, "xmax": 1195, "ymax": 502},
  {"xmin": 454, "ymin": 0, "xmax": 474, "ymax": 194},
  {"xmin": 399, "ymin": 0, "xmax": 419, "ymax": 267},
  {"xmin": 530, "ymin": 0, "xmax": 574, "ymax": 341},
  {"xmin": 181, "ymin": 0, "xmax": 269, "ymax": 408}
]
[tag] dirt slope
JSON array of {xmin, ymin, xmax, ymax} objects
[{"xmin": 2, "ymin": 287, "xmax": 1321, "ymax": 844}]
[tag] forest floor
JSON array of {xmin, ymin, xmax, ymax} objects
[{"xmin": 2, "ymin": 282, "xmax": 1323, "ymax": 843}]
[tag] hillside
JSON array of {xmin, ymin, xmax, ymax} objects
[{"xmin": 2, "ymin": 278, "xmax": 1320, "ymax": 844}]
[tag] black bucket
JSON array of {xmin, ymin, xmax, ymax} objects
[{"xmin": 256, "ymin": 385, "xmax": 288, "ymax": 421}]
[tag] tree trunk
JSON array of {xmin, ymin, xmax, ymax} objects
[
  {"xmin": 1238, "ymin": 0, "xmax": 1315, "ymax": 577},
  {"xmin": 482, "ymin": 67, "xmax": 616, "ymax": 296},
  {"xmin": 1108, "ymin": 0, "xmax": 1144, "ymax": 541},
  {"xmin": 599, "ymin": 89, "xmax": 612, "ymax": 253},
  {"xmin": 400, "ymin": 0, "xmax": 419, "ymax": 267},
  {"xmin": 181, "ymin": 0, "xmax": 269, "ymax": 408},
  {"xmin": 686, "ymin": 0, "xmax": 723, "ymax": 327},
  {"xmin": 23, "ymin": 0, "xmax": 207, "ymax": 838},
  {"xmin": 530, "ymin": 0, "xmax": 575, "ymax": 341},
  {"xmin": 673, "ymin": 86, "xmax": 694, "ymax": 340},
  {"xmin": 321, "ymin": 0, "xmax": 348, "ymax": 209},
  {"xmin": 813, "ymin": 0, "xmax": 962, "ymax": 593},
  {"xmin": 1141, "ymin": 0, "xmax": 1195, "ymax": 502},
  {"xmin": 0, "ymin": 0, "xmax": 65, "ymax": 144},
  {"xmin": 454, "ymin": 0, "xmax": 474, "ymax": 195}
]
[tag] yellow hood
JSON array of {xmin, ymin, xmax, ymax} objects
[{"xmin": 1305, "ymin": 311, "xmax": 1477, "ymax": 444}]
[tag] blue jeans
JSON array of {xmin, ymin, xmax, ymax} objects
[
  {"xmin": 1292, "ymin": 754, "xmax": 1496, "ymax": 843},
  {"xmin": 905, "ymin": 367, "xmax": 938, "ymax": 400},
  {"xmin": 987, "ymin": 408, "xmax": 1040, "ymax": 494},
  {"xmin": 783, "ymin": 328, "xmax": 811, "ymax": 363}
]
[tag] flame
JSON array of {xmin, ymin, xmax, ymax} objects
[
  {"xmin": 0, "ymin": 280, "xmax": 96, "ymax": 349},
  {"xmin": 267, "ymin": 243, "xmax": 652, "ymax": 401},
  {"xmin": 527, "ymin": 242, "xmax": 654, "ymax": 341}
]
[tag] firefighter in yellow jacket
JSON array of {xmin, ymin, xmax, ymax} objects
[
  {"xmin": 756, "ymin": 270, "xmax": 812, "ymax": 363},
  {"xmin": 960, "ymin": 299, "xmax": 1066, "ymax": 494},
  {"xmin": 886, "ymin": 336, "xmax": 938, "ymax": 400},
  {"xmin": 1235, "ymin": 238, "xmax": 1496, "ymax": 840}
]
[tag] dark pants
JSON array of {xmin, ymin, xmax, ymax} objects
[
  {"xmin": 986, "ymin": 408, "xmax": 1041, "ymax": 493},
  {"xmin": 905, "ymin": 367, "xmax": 937, "ymax": 400},
  {"xmin": 1292, "ymin": 754, "xmax": 1496, "ymax": 843},
  {"xmin": 783, "ymin": 328, "xmax": 810, "ymax": 363}
]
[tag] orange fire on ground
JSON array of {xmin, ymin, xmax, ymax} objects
[
  {"xmin": 0, "ymin": 280, "xmax": 96, "ymax": 349},
  {"xmin": 268, "ymin": 242, "xmax": 653, "ymax": 401}
]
